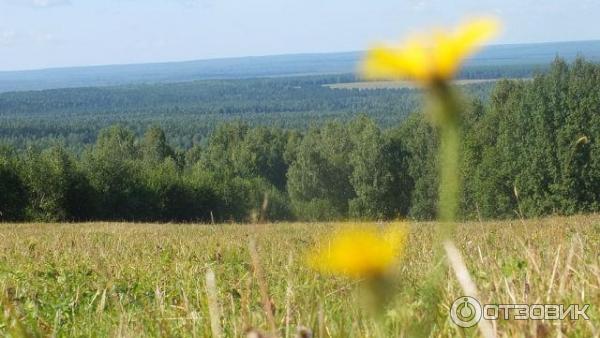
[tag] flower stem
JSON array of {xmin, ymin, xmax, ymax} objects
[
  {"xmin": 438, "ymin": 121, "xmax": 460, "ymax": 225},
  {"xmin": 431, "ymin": 81, "xmax": 461, "ymax": 226},
  {"xmin": 411, "ymin": 82, "xmax": 462, "ymax": 336}
]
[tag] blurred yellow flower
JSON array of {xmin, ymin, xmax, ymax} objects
[
  {"xmin": 363, "ymin": 17, "xmax": 500, "ymax": 85},
  {"xmin": 308, "ymin": 223, "xmax": 408, "ymax": 278}
]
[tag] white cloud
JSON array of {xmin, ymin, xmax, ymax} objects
[
  {"xmin": 410, "ymin": 0, "xmax": 427, "ymax": 12},
  {"xmin": 32, "ymin": 0, "xmax": 70, "ymax": 7},
  {"xmin": 173, "ymin": 0, "xmax": 214, "ymax": 9},
  {"xmin": 32, "ymin": 31, "xmax": 59, "ymax": 44},
  {"xmin": 0, "ymin": 28, "xmax": 64, "ymax": 48},
  {"xmin": 0, "ymin": 29, "xmax": 17, "ymax": 46},
  {"xmin": 1, "ymin": 0, "xmax": 71, "ymax": 8}
]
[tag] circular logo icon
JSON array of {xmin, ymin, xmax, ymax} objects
[{"xmin": 450, "ymin": 296, "xmax": 482, "ymax": 328}]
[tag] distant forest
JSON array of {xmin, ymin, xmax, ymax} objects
[
  {"xmin": 0, "ymin": 64, "xmax": 539, "ymax": 152},
  {"xmin": 1, "ymin": 58, "xmax": 598, "ymax": 222},
  {"xmin": 1, "ymin": 39, "xmax": 599, "ymax": 92}
]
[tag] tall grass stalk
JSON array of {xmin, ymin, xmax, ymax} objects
[
  {"xmin": 248, "ymin": 238, "xmax": 278, "ymax": 335},
  {"xmin": 205, "ymin": 268, "xmax": 223, "ymax": 338}
]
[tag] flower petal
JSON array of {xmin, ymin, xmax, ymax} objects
[
  {"xmin": 308, "ymin": 224, "xmax": 408, "ymax": 278},
  {"xmin": 362, "ymin": 41, "xmax": 430, "ymax": 81},
  {"xmin": 362, "ymin": 17, "xmax": 501, "ymax": 83},
  {"xmin": 433, "ymin": 18, "xmax": 500, "ymax": 78}
]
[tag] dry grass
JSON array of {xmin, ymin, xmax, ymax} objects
[{"xmin": 0, "ymin": 215, "xmax": 598, "ymax": 337}]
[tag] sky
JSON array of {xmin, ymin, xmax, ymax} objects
[{"xmin": 1, "ymin": 0, "xmax": 600, "ymax": 71}]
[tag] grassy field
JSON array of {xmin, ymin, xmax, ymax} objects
[
  {"xmin": 0, "ymin": 215, "xmax": 599, "ymax": 337},
  {"xmin": 323, "ymin": 78, "xmax": 526, "ymax": 90}
]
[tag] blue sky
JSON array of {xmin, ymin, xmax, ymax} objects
[{"xmin": 1, "ymin": 0, "xmax": 599, "ymax": 71}]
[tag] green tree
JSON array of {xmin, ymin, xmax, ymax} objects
[
  {"xmin": 348, "ymin": 116, "xmax": 411, "ymax": 219},
  {"xmin": 0, "ymin": 146, "xmax": 27, "ymax": 221},
  {"xmin": 141, "ymin": 125, "xmax": 176, "ymax": 164},
  {"xmin": 23, "ymin": 145, "xmax": 93, "ymax": 221},
  {"xmin": 287, "ymin": 121, "xmax": 355, "ymax": 220},
  {"xmin": 83, "ymin": 125, "xmax": 148, "ymax": 220},
  {"xmin": 394, "ymin": 114, "xmax": 438, "ymax": 219}
]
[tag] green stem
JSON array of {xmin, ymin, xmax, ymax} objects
[
  {"xmin": 438, "ymin": 121, "xmax": 460, "ymax": 227},
  {"xmin": 432, "ymin": 82, "xmax": 461, "ymax": 226},
  {"xmin": 410, "ymin": 82, "xmax": 462, "ymax": 336}
]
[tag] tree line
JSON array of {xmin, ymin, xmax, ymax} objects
[{"xmin": 0, "ymin": 58, "xmax": 598, "ymax": 222}]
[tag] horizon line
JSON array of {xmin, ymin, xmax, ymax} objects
[{"xmin": 1, "ymin": 38, "xmax": 599, "ymax": 74}]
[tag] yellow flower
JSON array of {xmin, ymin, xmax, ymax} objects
[
  {"xmin": 308, "ymin": 223, "xmax": 408, "ymax": 278},
  {"xmin": 363, "ymin": 17, "xmax": 500, "ymax": 85}
]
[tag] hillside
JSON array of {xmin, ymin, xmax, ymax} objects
[
  {"xmin": 1, "ymin": 58, "xmax": 599, "ymax": 223},
  {"xmin": 1, "ymin": 40, "xmax": 599, "ymax": 92}
]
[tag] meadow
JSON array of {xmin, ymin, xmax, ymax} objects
[{"xmin": 0, "ymin": 215, "xmax": 598, "ymax": 337}]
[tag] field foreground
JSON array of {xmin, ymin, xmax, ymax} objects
[{"xmin": 0, "ymin": 216, "xmax": 599, "ymax": 337}]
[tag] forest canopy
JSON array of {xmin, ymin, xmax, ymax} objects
[{"xmin": 0, "ymin": 58, "xmax": 599, "ymax": 222}]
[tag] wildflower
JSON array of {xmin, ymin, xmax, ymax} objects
[
  {"xmin": 308, "ymin": 223, "xmax": 408, "ymax": 278},
  {"xmin": 357, "ymin": 17, "xmax": 501, "ymax": 336},
  {"xmin": 362, "ymin": 17, "xmax": 500, "ymax": 85}
]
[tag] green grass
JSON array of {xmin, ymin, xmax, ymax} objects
[{"xmin": 0, "ymin": 215, "xmax": 599, "ymax": 337}]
